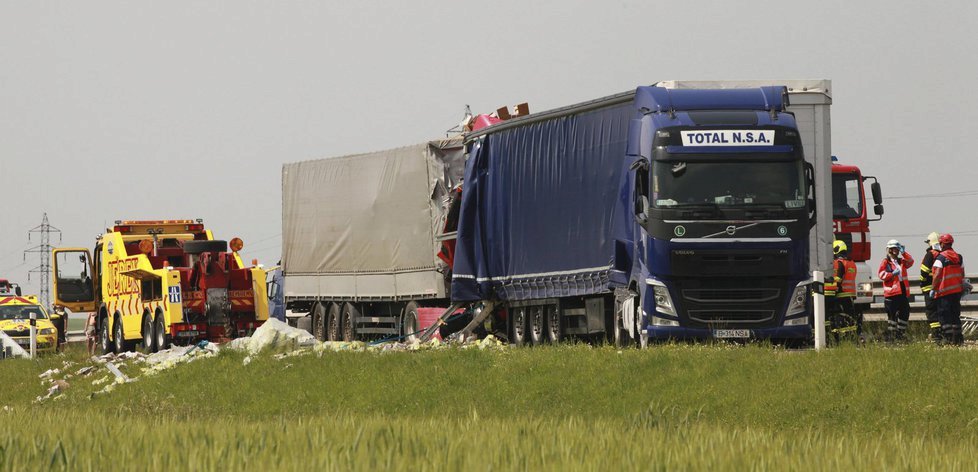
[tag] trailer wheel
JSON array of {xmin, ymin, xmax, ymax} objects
[
  {"xmin": 341, "ymin": 303, "xmax": 358, "ymax": 342},
  {"xmin": 544, "ymin": 305, "xmax": 561, "ymax": 344},
  {"xmin": 183, "ymin": 240, "xmax": 228, "ymax": 254},
  {"xmin": 311, "ymin": 303, "xmax": 326, "ymax": 341},
  {"xmin": 326, "ymin": 303, "xmax": 340, "ymax": 341},
  {"xmin": 113, "ymin": 314, "xmax": 127, "ymax": 353},
  {"xmin": 100, "ymin": 315, "xmax": 114, "ymax": 354},
  {"xmin": 154, "ymin": 312, "xmax": 169, "ymax": 351},
  {"xmin": 403, "ymin": 301, "xmax": 420, "ymax": 343},
  {"xmin": 632, "ymin": 293, "xmax": 647, "ymax": 349},
  {"xmin": 511, "ymin": 307, "xmax": 528, "ymax": 346},
  {"xmin": 528, "ymin": 306, "xmax": 545, "ymax": 345},
  {"xmin": 141, "ymin": 313, "xmax": 155, "ymax": 353}
]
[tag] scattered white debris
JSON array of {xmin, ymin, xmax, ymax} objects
[
  {"xmin": 227, "ymin": 318, "xmax": 317, "ymax": 355},
  {"xmin": 39, "ymin": 368, "xmax": 60, "ymax": 379}
]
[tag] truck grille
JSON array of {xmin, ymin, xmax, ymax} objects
[
  {"xmin": 688, "ymin": 309, "xmax": 775, "ymax": 324},
  {"xmin": 682, "ymin": 288, "xmax": 779, "ymax": 303},
  {"xmin": 3, "ymin": 329, "xmax": 29, "ymax": 337}
]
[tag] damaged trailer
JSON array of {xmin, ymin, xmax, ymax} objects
[{"xmin": 281, "ymin": 138, "xmax": 467, "ymax": 341}]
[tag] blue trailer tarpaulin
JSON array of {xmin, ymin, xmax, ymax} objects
[{"xmin": 451, "ymin": 101, "xmax": 634, "ymax": 301}]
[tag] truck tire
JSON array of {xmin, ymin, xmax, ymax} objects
[
  {"xmin": 100, "ymin": 315, "xmax": 114, "ymax": 354},
  {"xmin": 327, "ymin": 303, "xmax": 340, "ymax": 341},
  {"xmin": 311, "ymin": 303, "xmax": 326, "ymax": 341},
  {"xmin": 402, "ymin": 301, "xmax": 420, "ymax": 343},
  {"xmin": 510, "ymin": 307, "xmax": 528, "ymax": 346},
  {"xmin": 544, "ymin": 305, "xmax": 561, "ymax": 344},
  {"xmin": 142, "ymin": 313, "xmax": 155, "ymax": 353},
  {"xmin": 154, "ymin": 313, "xmax": 169, "ymax": 351},
  {"xmin": 341, "ymin": 303, "xmax": 358, "ymax": 342},
  {"xmin": 608, "ymin": 302, "xmax": 626, "ymax": 348},
  {"xmin": 183, "ymin": 240, "xmax": 228, "ymax": 254},
  {"xmin": 113, "ymin": 314, "xmax": 127, "ymax": 353},
  {"xmin": 528, "ymin": 306, "xmax": 545, "ymax": 345},
  {"xmin": 632, "ymin": 293, "xmax": 647, "ymax": 349}
]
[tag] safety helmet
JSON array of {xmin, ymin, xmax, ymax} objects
[
  {"xmin": 886, "ymin": 239, "xmax": 901, "ymax": 249},
  {"xmin": 833, "ymin": 240, "xmax": 848, "ymax": 255},
  {"xmin": 939, "ymin": 233, "xmax": 954, "ymax": 247},
  {"xmin": 926, "ymin": 232, "xmax": 940, "ymax": 246}
]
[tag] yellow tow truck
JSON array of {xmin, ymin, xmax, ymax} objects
[{"xmin": 52, "ymin": 219, "xmax": 269, "ymax": 353}]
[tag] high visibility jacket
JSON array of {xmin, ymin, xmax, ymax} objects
[
  {"xmin": 919, "ymin": 248, "xmax": 939, "ymax": 292},
  {"xmin": 933, "ymin": 249, "xmax": 965, "ymax": 298},
  {"xmin": 836, "ymin": 258, "xmax": 857, "ymax": 298},
  {"xmin": 879, "ymin": 252, "xmax": 915, "ymax": 298}
]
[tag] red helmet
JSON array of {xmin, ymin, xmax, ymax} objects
[{"xmin": 939, "ymin": 233, "xmax": 954, "ymax": 246}]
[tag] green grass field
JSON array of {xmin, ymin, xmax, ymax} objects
[{"xmin": 3, "ymin": 342, "xmax": 978, "ymax": 470}]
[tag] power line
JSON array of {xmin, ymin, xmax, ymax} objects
[{"xmin": 23, "ymin": 213, "xmax": 61, "ymax": 309}]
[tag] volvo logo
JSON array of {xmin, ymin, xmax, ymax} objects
[{"xmin": 725, "ymin": 225, "xmax": 737, "ymax": 236}]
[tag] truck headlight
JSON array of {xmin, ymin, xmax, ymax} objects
[
  {"xmin": 646, "ymin": 278, "xmax": 676, "ymax": 316},
  {"xmin": 786, "ymin": 281, "xmax": 810, "ymax": 316},
  {"xmin": 859, "ymin": 282, "xmax": 873, "ymax": 295},
  {"xmin": 39, "ymin": 328, "xmax": 55, "ymax": 335}
]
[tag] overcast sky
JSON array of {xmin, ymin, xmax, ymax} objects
[{"xmin": 2, "ymin": 1, "xmax": 977, "ymax": 298}]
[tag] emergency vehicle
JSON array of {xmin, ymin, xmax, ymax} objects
[
  {"xmin": 52, "ymin": 220, "xmax": 269, "ymax": 353},
  {"xmin": 831, "ymin": 157, "xmax": 884, "ymax": 310},
  {"xmin": 0, "ymin": 294, "xmax": 58, "ymax": 353}
]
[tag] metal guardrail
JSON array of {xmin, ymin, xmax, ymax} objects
[{"xmin": 862, "ymin": 274, "xmax": 978, "ymax": 321}]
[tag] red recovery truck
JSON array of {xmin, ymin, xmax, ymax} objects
[
  {"xmin": 831, "ymin": 157, "xmax": 884, "ymax": 312},
  {"xmin": 53, "ymin": 220, "xmax": 270, "ymax": 352}
]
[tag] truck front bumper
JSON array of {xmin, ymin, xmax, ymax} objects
[{"xmin": 645, "ymin": 324, "xmax": 811, "ymax": 341}]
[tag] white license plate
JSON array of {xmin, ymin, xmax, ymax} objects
[
  {"xmin": 15, "ymin": 339, "xmax": 29, "ymax": 345},
  {"xmin": 714, "ymin": 329, "xmax": 750, "ymax": 339},
  {"xmin": 176, "ymin": 331, "xmax": 199, "ymax": 338}
]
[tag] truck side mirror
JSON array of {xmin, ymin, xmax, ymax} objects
[
  {"xmin": 804, "ymin": 162, "xmax": 816, "ymax": 228},
  {"xmin": 635, "ymin": 196, "xmax": 650, "ymax": 225},
  {"xmin": 14, "ymin": 286, "xmax": 21, "ymax": 296},
  {"xmin": 871, "ymin": 182, "xmax": 883, "ymax": 205},
  {"xmin": 874, "ymin": 204, "xmax": 884, "ymax": 216}
]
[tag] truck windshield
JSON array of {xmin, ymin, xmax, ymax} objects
[
  {"xmin": 831, "ymin": 171, "xmax": 863, "ymax": 219},
  {"xmin": 652, "ymin": 158, "xmax": 805, "ymax": 208},
  {"xmin": 0, "ymin": 305, "xmax": 48, "ymax": 320}
]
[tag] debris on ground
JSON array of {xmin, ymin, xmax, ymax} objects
[
  {"xmin": 227, "ymin": 318, "xmax": 316, "ymax": 355},
  {"xmin": 38, "ymin": 368, "xmax": 60, "ymax": 379}
]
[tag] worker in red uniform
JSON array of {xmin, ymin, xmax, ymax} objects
[
  {"xmin": 931, "ymin": 233, "xmax": 967, "ymax": 345},
  {"xmin": 878, "ymin": 239, "xmax": 914, "ymax": 341},
  {"xmin": 826, "ymin": 240, "xmax": 860, "ymax": 342},
  {"xmin": 919, "ymin": 231, "xmax": 942, "ymax": 342}
]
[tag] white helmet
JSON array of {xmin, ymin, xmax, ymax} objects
[{"xmin": 886, "ymin": 239, "xmax": 901, "ymax": 249}]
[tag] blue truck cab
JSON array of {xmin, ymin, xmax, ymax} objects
[{"xmin": 611, "ymin": 86, "xmax": 815, "ymax": 341}]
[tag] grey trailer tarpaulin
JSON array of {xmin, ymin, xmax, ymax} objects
[{"xmin": 282, "ymin": 138, "xmax": 464, "ymax": 301}]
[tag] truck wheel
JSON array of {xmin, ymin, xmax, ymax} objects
[
  {"xmin": 183, "ymin": 240, "xmax": 228, "ymax": 254},
  {"xmin": 141, "ymin": 313, "xmax": 155, "ymax": 353},
  {"xmin": 113, "ymin": 315, "xmax": 127, "ymax": 353},
  {"xmin": 608, "ymin": 302, "xmax": 625, "ymax": 347},
  {"xmin": 403, "ymin": 301, "xmax": 420, "ymax": 343},
  {"xmin": 632, "ymin": 293, "xmax": 647, "ymax": 349},
  {"xmin": 341, "ymin": 303, "xmax": 358, "ymax": 342},
  {"xmin": 528, "ymin": 306, "xmax": 545, "ymax": 345},
  {"xmin": 327, "ymin": 303, "xmax": 340, "ymax": 341},
  {"xmin": 100, "ymin": 316, "xmax": 114, "ymax": 354},
  {"xmin": 544, "ymin": 305, "xmax": 561, "ymax": 344},
  {"xmin": 311, "ymin": 303, "xmax": 326, "ymax": 341},
  {"xmin": 510, "ymin": 307, "xmax": 528, "ymax": 346},
  {"xmin": 154, "ymin": 314, "xmax": 169, "ymax": 351}
]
